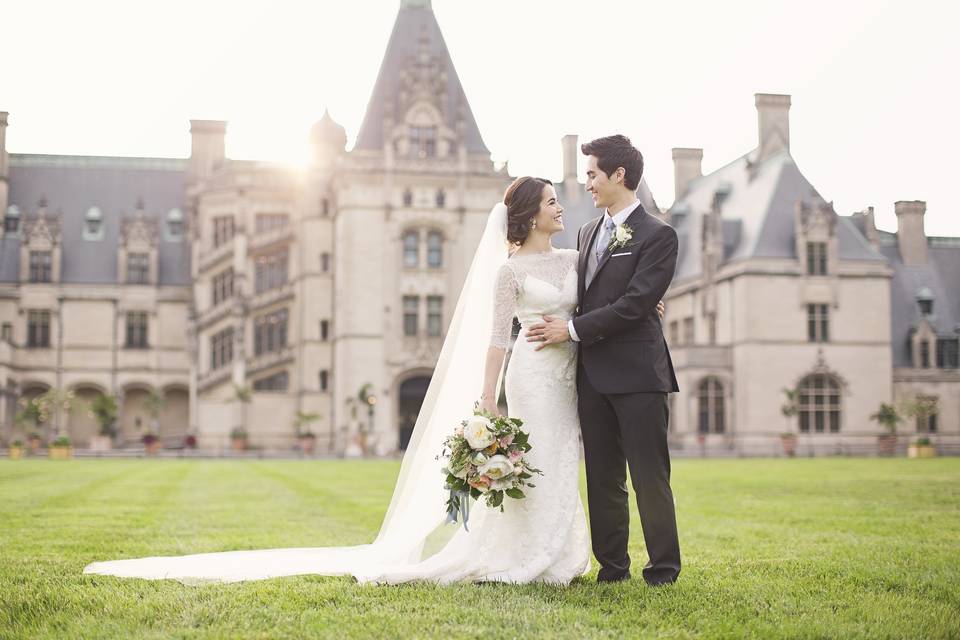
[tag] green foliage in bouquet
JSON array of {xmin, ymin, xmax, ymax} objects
[{"xmin": 440, "ymin": 405, "xmax": 543, "ymax": 524}]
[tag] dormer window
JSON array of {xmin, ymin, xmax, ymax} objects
[
  {"xmin": 166, "ymin": 208, "xmax": 184, "ymax": 241},
  {"xmin": 409, "ymin": 126, "xmax": 436, "ymax": 158},
  {"xmin": 712, "ymin": 184, "xmax": 732, "ymax": 209},
  {"xmin": 806, "ymin": 242, "xmax": 828, "ymax": 276},
  {"xmin": 4, "ymin": 205, "xmax": 20, "ymax": 234},
  {"xmin": 916, "ymin": 288, "xmax": 934, "ymax": 316},
  {"xmin": 82, "ymin": 207, "xmax": 104, "ymax": 240}
]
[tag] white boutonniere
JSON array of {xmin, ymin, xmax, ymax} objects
[{"xmin": 607, "ymin": 223, "xmax": 633, "ymax": 252}]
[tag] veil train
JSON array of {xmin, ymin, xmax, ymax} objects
[{"xmin": 83, "ymin": 203, "xmax": 511, "ymax": 584}]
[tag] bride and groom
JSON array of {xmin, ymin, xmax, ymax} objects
[{"xmin": 84, "ymin": 134, "xmax": 682, "ymax": 587}]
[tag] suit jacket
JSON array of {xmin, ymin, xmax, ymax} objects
[{"xmin": 572, "ymin": 203, "xmax": 680, "ymax": 394}]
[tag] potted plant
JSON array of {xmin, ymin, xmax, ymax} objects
[
  {"xmin": 902, "ymin": 395, "xmax": 939, "ymax": 456},
  {"xmin": 89, "ymin": 393, "xmax": 118, "ymax": 451},
  {"xmin": 294, "ymin": 411, "xmax": 321, "ymax": 455},
  {"xmin": 143, "ymin": 389, "xmax": 165, "ymax": 443},
  {"xmin": 231, "ymin": 383, "xmax": 252, "ymax": 451},
  {"xmin": 142, "ymin": 432, "xmax": 160, "ymax": 455},
  {"xmin": 870, "ymin": 403, "xmax": 901, "ymax": 456},
  {"xmin": 183, "ymin": 434, "xmax": 198, "ymax": 449},
  {"xmin": 779, "ymin": 388, "xmax": 799, "ymax": 457},
  {"xmin": 15, "ymin": 398, "xmax": 43, "ymax": 450},
  {"xmin": 31, "ymin": 388, "xmax": 77, "ymax": 451},
  {"xmin": 230, "ymin": 426, "xmax": 248, "ymax": 451},
  {"xmin": 908, "ymin": 436, "xmax": 937, "ymax": 458},
  {"xmin": 49, "ymin": 435, "xmax": 73, "ymax": 460},
  {"xmin": 8, "ymin": 439, "xmax": 24, "ymax": 460}
]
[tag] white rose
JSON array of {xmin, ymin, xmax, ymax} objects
[
  {"xmin": 615, "ymin": 225, "xmax": 630, "ymax": 242},
  {"xmin": 490, "ymin": 478, "xmax": 511, "ymax": 491},
  {"xmin": 464, "ymin": 416, "xmax": 496, "ymax": 450},
  {"xmin": 477, "ymin": 454, "xmax": 514, "ymax": 480},
  {"xmin": 471, "ymin": 452, "xmax": 487, "ymax": 466}
]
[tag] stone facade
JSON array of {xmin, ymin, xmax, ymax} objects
[
  {"xmin": 0, "ymin": 1, "xmax": 956, "ymax": 455},
  {"xmin": 652, "ymin": 95, "xmax": 959, "ymax": 455}
]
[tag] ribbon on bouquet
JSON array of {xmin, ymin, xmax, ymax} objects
[{"xmin": 445, "ymin": 488, "xmax": 471, "ymax": 532}]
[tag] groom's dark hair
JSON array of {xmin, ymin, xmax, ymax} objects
[{"xmin": 581, "ymin": 135, "xmax": 644, "ymax": 191}]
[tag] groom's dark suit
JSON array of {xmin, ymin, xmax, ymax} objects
[{"xmin": 572, "ymin": 202, "xmax": 681, "ymax": 585}]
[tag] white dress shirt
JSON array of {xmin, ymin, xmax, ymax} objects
[{"xmin": 568, "ymin": 199, "xmax": 641, "ymax": 342}]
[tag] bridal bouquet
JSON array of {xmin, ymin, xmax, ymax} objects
[{"xmin": 439, "ymin": 406, "xmax": 542, "ymax": 529}]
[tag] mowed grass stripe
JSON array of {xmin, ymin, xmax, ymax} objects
[{"xmin": 0, "ymin": 458, "xmax": 957, "ymax": 640}]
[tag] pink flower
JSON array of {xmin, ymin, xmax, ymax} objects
[
  {"xmin": 499, "ymin": 435, "xmax": 514, "ymax": 447},
  {"xmin": 508, "ymin": 450, "xmax": 523, "ymax": 463},
  {"xmin": 468, "ymin": 476, "xmax": 491, "ymax": 490}
]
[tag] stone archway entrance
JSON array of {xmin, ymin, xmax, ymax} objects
[{"xmin": 397, "ymin": 376, "xmax": 430, "ymax": 451}]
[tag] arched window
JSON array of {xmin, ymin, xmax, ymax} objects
[
  {"xmin": 403, "ymin": 231, "xmax": 419, "ymax": 268},
  {"xmin": 83, "ymin": 207, "xmax": 104, "ymax": 240},
  {"xmin": 697, "ymin": 377, "xmax": 724, "ymax": 434},
  {"xmin": 427, "ymin": 230, "xmax": 443, "ymax": 268},
  {"xmin": 4, "ymin": 205, "xmax": 21, "ymax": 234},
  {"xmin": 798, "ymin": 374, "xmax": 841, "ymax": 433}
]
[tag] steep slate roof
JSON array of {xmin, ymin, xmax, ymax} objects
[
  {"xmin": 2, "ymin": 154, "xmax": 190, "ymax": 285},
  {"xmin": 669, "ymin": 149, "xmax": 887, "ymax": 282},
  {"xmin": 880, "ymin": 236, "xmax": 960, "ymax": 367},
  {"xmin": 552, "ymin": 178, "xmax": 659, "ymax": 250},
  {"xmin": 353, "ymin": 1, "xmax": 489, "ymax": 155}
]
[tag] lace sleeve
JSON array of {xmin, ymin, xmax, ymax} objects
[{"xmin": 490, "ymin": 262, "xmax": 520, "ymax": 349}]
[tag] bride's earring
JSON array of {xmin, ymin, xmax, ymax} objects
[{"xmin": 531, "ymin": 220, "xmax": 537, "ymax": 230}]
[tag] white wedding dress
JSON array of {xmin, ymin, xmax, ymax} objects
[{"xmin": 84, "ymin": 206, "xmax": 590, "ymax": 585}]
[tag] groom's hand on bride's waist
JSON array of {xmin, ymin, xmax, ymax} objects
[{"xmin": 527, "ymin": 315, "xmax": 571, "ymax": 351}]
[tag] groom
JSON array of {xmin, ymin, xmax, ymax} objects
[{"xmin": 526, "ymin": 135, "xmax": 681, "ymax": 586}]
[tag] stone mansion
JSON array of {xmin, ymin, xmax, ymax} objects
[{"xmin": 1, "ymin": 0, "xmax": 956, "ymax": 455}]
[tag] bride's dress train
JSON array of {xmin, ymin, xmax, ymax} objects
[{"xmin": 83, "ymin": 207, "xmax": 590, "ymax": 585}]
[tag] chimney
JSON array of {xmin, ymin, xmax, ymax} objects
[
  {"xmin": 0, "ymin": 112, "xmax": 8, "ymax": 218},
  {"xmin": 671, "ymin": 147, "xmax": 702, "ymax": 202},
  {"xmin": 856, "ymin": 206, "xmax": 880, "ymax": 249},
  {"xmin": 755, "ymin": 93, "xmax": 791, "ymax": 161},
  {"xmin": 561, "ymin": 134, "xmax": 579, "ymax": 201},
  {"xmin": 189, "ymin": 120, "xmax": 227, "ymax": 183},
  {"xmin": 895, "ymin": 200, "xmax": 928, "ymax": 265}
]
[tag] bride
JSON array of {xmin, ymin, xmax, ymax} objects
[{"xmin": 84, "ymin": 177, "xmax": 633, "ymax": 585}]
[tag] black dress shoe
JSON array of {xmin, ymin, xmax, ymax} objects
[
  {"xmin": 643, "ymin": 576, "xmax": 677, "ymax": 587},
  {"xmin": 597, "ymin": 571, "xmax": 631, "ymax": 583}
]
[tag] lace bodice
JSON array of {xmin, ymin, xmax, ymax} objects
[{"xmin": 491, "ymin": 248, "xmax": 579, "ymax": 349}]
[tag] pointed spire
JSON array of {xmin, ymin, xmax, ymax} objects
[{"xmin": 355, "ymin": 0, "xmax": 488, "ymax": 155}]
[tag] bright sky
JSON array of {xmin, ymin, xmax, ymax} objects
[{"xmin": 2, "ymin": 0, "xmax": 958, "ymax": 236}]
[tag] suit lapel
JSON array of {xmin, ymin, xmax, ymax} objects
[
  {"xmin": 578, "ymin": 216, "xmax": 604, "ymax": 302},
  {"xmin": 587, "ymin": 204, "xmax": 648, "ymax": 292}
]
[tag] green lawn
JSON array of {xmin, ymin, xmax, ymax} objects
[{"xmin": 1, "ymin": 458, "xmax": 958, "ymax": 639}]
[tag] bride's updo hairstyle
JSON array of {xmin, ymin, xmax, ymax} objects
[{"xmin": 503, "ymin": 176, "xmax": 553, "ymax": 245}]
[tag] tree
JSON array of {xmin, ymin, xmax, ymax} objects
[
  {"xmin": 142, "ymin": 389, "xmax": 165, "ymax": 435},
  {"xmin": 902, "ymin": 396, "xmax": 938, "ymax": 432},
  {"xmin": 780, "ymin": 387, "xmax": 799, "ymax": 434},
  {"xmin": 294, "ymin": 411, "xmax": 322, "ymax": 437},
  {"xmin": 89, "ymin": 394, "xmax": 118, "ymax": 438},
  {"xmin": 870, "ymin": 403, "xmax": 901, "ymax": 434},
  {"xmin": 232, "ymin": 383, "xmax": 252, "ymax": 437}
]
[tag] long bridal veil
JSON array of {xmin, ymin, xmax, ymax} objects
[{"xmin": 83, "ymin": 203, "xmax": 511, "ymax": 584}]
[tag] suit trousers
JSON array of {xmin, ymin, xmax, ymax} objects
[{"xmin": 577, "ymin": 360, "xmax": 681, "ymax": 584}]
